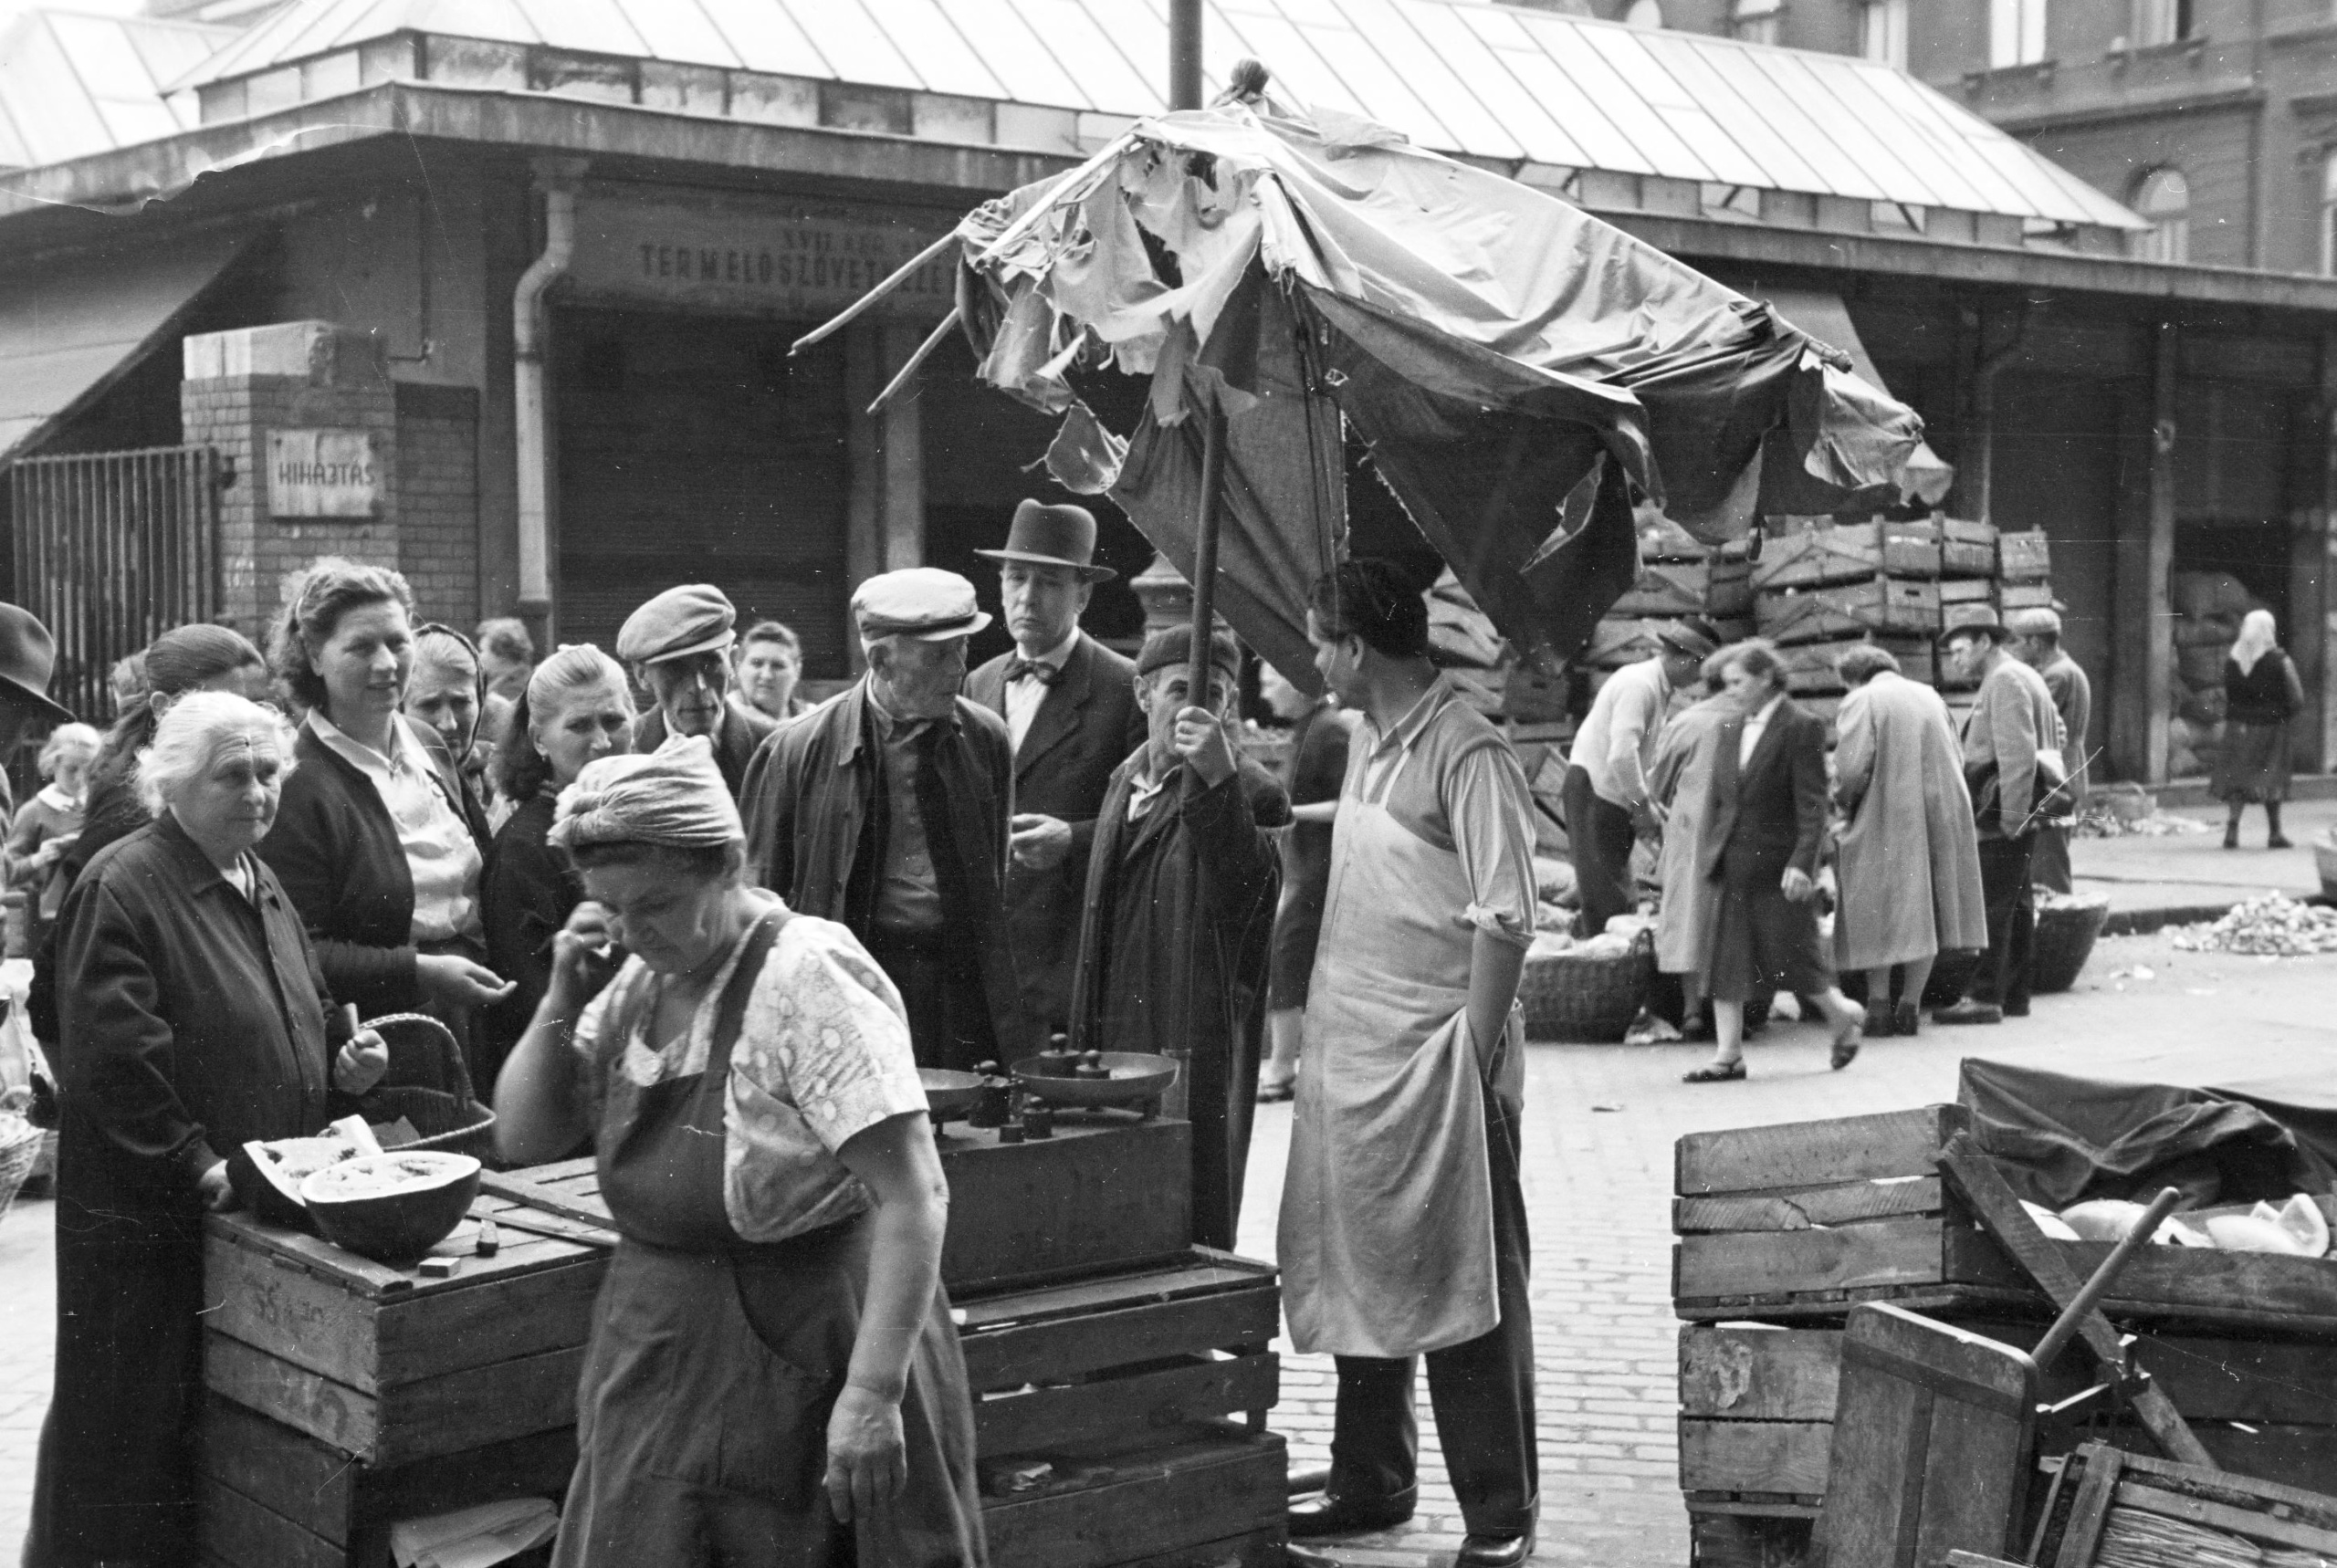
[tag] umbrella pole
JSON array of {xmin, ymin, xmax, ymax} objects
[{"xmin": 1168, "ymin": 402, "xmax": 1227, "ymax": 1126}]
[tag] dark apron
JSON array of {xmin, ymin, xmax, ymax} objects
[{"xmin": 552, "ymin": 912, "xmax": 987, "ymax": 1568}]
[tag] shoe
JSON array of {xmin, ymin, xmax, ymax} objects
[
  {"xmin": 1254, "ymin": 1075, "xmax": 1294, "ymax": 1103},
  {"xmin": 1865, "ymin": 1007, "xmax": 1898, "ymax": 1040},
  {"xmin": 1895, "ymin": 1001, "xmax": 1920, "ymax": 1037},
  {"xmin": 1831, "ymin": 1035, "xmax": 1860, "ymax": 1071},
  {"xmin": 1934, "ymin": 999, "xmax": 2004, "ymax": 1025},
  {"xmin": 1287, "ymin": 1490, "xmax": 1416, "ymax": 1539},
  {"xmin": 1679, "ymin": 1015, "xmax": 1713, "ymax": 1043},
  {"xmin": 1683, "ymin": 1059, "xmax": 1746, "ymax": 1082},
  {"xmin": 2225, "ymin": 825, "xmax": 2240, "ymax": 850},
  {"xmin": 2269, "ymin": 834, "xmax": 2294, "ymax": 850},
  {"xmin": 1457, "ymin": 1531, "xmax": 1535, "ymax": 1566},
  {"xmin": 2004, "ymin": 999, "xmax": 2030, "ymax": 1018}
]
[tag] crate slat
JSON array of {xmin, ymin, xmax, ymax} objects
[
  {"xmin": 977, "ymin": 1352, "xmax": 1278, "ymax": 1458},
  {"xmin": 1673, "ymin": 1177, "xmax": 1944, "ymax": 1234},
  {"xmin": 1676, "ymin": 1106, "xmax": 1967, "ymax": 1195},
  {"xmin": 961, "ymin": 1282, "xmax": 1278, "ymax": 1390},
  {"xmin": 980, "ymin": 1429, "xmax": 1287, "ymax": 1568},
  {"xmin": 1680, "ymin": 1419, "xmax": 1833, "ymax": 1498}
]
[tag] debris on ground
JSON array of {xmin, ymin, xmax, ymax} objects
[
  {"xmin": 2072, "ymin": 807, "xmax": 2216, "ymax": 838},
  {"xmin": 2170, "ymin": 893, "xmax": 2337, "ymax": 956}
]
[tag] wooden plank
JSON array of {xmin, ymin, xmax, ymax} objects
[
  {"xmin": 1673, "ymin": 1218, "xmax": 1954, "ymax": 1301},
  {"xmin": 1998, "ymin": 529, "xmax": 2052, "ymax": 580},
  {"xmin": 1675, "ymin": 1106, "xmax": 1965, "ymax": 1196},
  {"xmin": 198, "ymin": 1396, "xmax": 355, "ymax": 1542},
  {"xmin": 1104, "ymin": 1525, "xmax": 1286, "ymax": 1567},
  {"xmin": 980, "ymin": 1430, "xmax": 1286, "ymax": 1568},
  {"xmin": 204, "ymin": 1332, "xmax": 586, "ymax": 1466},
  {"xmin": 1679, "ymin": 1420, "xmax": 1832, "ymax": 1496},
  {"xmin": 961, "ymin": 1283, "xmax": 1279, "ymax": 1391},
  {"xmin": 1678, "ymin": 1327, "xmax": 1841, "ymax": 1420},
  {"xmin": 2061, "ymin": 1242, "xmax": 2337, "ymax": 1331},
  {"xmin": 938, "ymin": 1120, "xmax": 1193, "ymax": 1292},
  {"xmin": 1673, "ymin": 1177, "xmax": 1944, "ymax": 1234},
  {"xmin": 371, "ymin": 1251, "xmax": 603, "ymax": 1389},
  {"xmin": 204, "ymin": 1234, "xmax": 387, "ymax": 1390},
  {"xmin": 976, "ymin": 1353, "xmax": 1278, "ymax": 1458},
  {"xmin": 1673, "ymin": 1284, "xmax": 2040, "ymax": 1322},
  {"xmin": 2048, "ymin": 1445, "xmax": 2124, "ymax": 1568},
  {"xmin": 956, "ymin": 1252, "xmax": 1273, "ymax": 1324},
  {"xmin": 1937, "ymin": 1136, "xmax": 2216, "ymax": 1469},
  {"xmin": 197, "ymin": 1477, "xmax": 343, "ymax": 1568},
  {"xmin": 1755, "ymin": 579, "xmax": 1941, "ymax": 643},
  {"xmin": 2115, "ymin": 1478, "xmax": 2337, "ymax": 1554},
  {"xmin": 1685, "ymin": 1494, "xmax": 1821, "ymax": 1519}
]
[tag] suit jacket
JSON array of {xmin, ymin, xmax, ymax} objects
[
  {"xmin": 965, "ymin": 632, "xmax": 1146, "ymax": 1043},
  {"xmin": 739, "ymin": 682, "xmax": 1029, "ymax": 1055},
  {"xmin": 1699, "ymin": 698, "xmax": 1829, "ymax": 885},
  {"xmin": 634, "ymin": 703, "xmax": 776, "ymax": 799}
]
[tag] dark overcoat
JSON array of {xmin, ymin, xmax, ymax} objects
[
  {"xmin": 28, "ymin": 814, "xmax": 351, "ymax": 1565},
  {"xmin": 634, "ymin": 702, "xmax": 775, "ymax": 799},
  {"xmin": 481, "ymin": 789, "xmax": 579, "ymax": 1089},
  {"xmin": 966, "ymin": 632, "xmax": 1145, "ymax": 1045},
  {"xmin": 739, "ymin": 683, "xmax": 1029, "ymax": 1058},
  {"xmin": 1067, "ymin": 749, "xmax": 1288, "ymax": 1250}
]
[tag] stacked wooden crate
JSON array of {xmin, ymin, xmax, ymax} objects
[{"xmin": 1672, "ymin": 1106, "xmax": 2337, "ymax": 1568}]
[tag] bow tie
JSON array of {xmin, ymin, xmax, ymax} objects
[{"xmin": 1005, "ymin": 658, "xmax": 1063, "ymax": 687}]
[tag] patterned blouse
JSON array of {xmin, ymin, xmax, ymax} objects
[{"xmin": 571, "ymin": 904, "xmax": 930, "ymax": 1243}]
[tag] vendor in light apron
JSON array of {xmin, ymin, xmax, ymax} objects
[
  {"xmin": 1279, "ymin": 561, "xmax": 1540, "ymax": 1568},
  {"xmin": 495, "ymin": 737, "xmax": 986, "ymax": 1568}
]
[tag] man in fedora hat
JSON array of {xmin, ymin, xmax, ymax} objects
[
  {"xmin": 618, "ymin": 583, "xmax": 776, "ymax": 798},
  {"xmin": 0, "ymin": 604, "xmax": 75, "ymax": 817},
  {"xmin": 1562, "ymin": 614, "xmax": 1723, "ymax": 938},
  {"xmin": 742, "ymin": 569, "xmax": 1024, "ymax": 1068},
  {"xmin": 2009, "ymin": 606, "xmax": 2091, "ymax": 894},
  {"xmin": 965, "ymin": 500, "xmax": 1145, "ymax": 1048},
  {"xmin": 1935, "ymin": 613, "xmax": 2066, "ymax": 1025}
]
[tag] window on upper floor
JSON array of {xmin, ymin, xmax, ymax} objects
[
  {"xmin": 1624, "ymin": 0, "xmax": 1666, "ymax": 26},
  {"xmin": 2133, "ymin": 0, "xmax": 2195, "ymax": 46},
  {"xmin": 1989, "ymin": 0, "xmax": 2049, "ymax": 66},
  {"xmin": 2131, "ymin": 166, "xmax": 2189, "ymax": 263},
  {"xmin": 1861, "ymin": 0, "xmax": 1909, "ymax": 66},
  {"xmin": 1733, "ymin": 0, "xmax": 1781, "ymax": 46},
  {"xmin": 2321, "ymin": 152, "xmax": 2337, "ymax": 277}
]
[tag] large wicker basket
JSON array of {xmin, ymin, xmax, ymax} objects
[
  {"xmin": 1520, "ymin": 935, "xmax": 1654, "ymax": 1043},
  {"xmin": 356, "ymin": 1013, "xmax": 498, "ymax": 1163},
  {"xmin": 2032, "ymin": 893, "xmax": 2112, "ymax": 994}
]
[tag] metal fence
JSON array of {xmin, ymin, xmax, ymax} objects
[{"xmin": 7, "ymin": 445, "xmax": 225, "ymax": 724}]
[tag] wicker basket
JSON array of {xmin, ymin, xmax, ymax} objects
[
  {"xmin": 0, "ymin": 1113, "xmax": 45, "ymax": 1223},
  {"xmin": 356, "ymin": 1013, "xmax": 498, "ymax": 1163},
  {"xmin": 1519, "ymin": 936, "xmax": 1654, "ymax": 1043},
  {"xmin": 2032, "ymin": 894, "xmax": 2111, "ymax": 994}
]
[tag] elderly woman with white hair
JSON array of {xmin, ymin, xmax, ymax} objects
[
  {"xmin": 495, "ymin": 737, "xmax": 985, "ymax": 1568},
  {"xmin": 27, "ymin": 692, "xmax": 388, "ymax": 1568}
]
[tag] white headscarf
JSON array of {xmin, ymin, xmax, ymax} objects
[
  {"xmin": 549, "ymin": 735, "xmax": 741, "ymax": 851},
  {"xmin": 2229, "ymin": 608, "xmax": 2279, "ymax": 676}
]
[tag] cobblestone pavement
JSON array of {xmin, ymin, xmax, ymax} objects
[{"xmin": 3, "ymin": 925, "xmax": 2329, "ymax": 1565}]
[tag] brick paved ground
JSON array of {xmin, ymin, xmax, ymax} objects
[{"xmin": 3, "ymin": 921, "xmax": 2329, "ymax": 1565}]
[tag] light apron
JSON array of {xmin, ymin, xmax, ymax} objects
[
  {"xmin": 554, "ymin": 912, "xmax": 986, "ymax": 1568},
  {"xmin": 1279, "ymin": 736, "xmax": 1523, "ymax": 1359}
]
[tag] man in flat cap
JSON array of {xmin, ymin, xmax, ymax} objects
[
  {"xmin": 1066, "ymin": 623, "xmax": 1288, "ymax": 1250},
  {"xmin": 741, "ymin": 568, "xmax": 1022, "ymax": 1068},
  {"xmin": 965, "ymin": 500, "xmax": 1145, "ymax": 1051},
  {"xmin": 2010, "ymin": 607, "xmax": 2091, "ymax": 894},
  {"xmin": 618, "ymin": 583, "xmax": 776, "ymax": 798},
  {"xmin": 1563, "ymin": 614, "xmax": 1722, "ymax": 937}
]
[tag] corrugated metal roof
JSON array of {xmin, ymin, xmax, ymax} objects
[
  {"xmin": 162, "ymin": 0, "xmax": 2140, "ymax": 231},
  {"xmin": 0, "ymin": 9, "xmax": 231, "ymax": 169}
]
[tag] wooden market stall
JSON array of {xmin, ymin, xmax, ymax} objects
[{"xmin": 199, "ymin": 1110, "xmax": 1286, "ymax": 1568}]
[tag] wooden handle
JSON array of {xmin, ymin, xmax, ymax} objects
[{"xmin": 2030, "ymin": 1186, "xmax": 2182, "ymax": 1370}]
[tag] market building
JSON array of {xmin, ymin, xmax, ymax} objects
[{"xmin": 0, "ymin": 0, "xmax": 2332, "ymax": 786}]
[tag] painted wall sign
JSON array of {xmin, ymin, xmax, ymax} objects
[
  {"xmin": 569, "ymin": 194, "xmax": 957, "ymax": 320},
  {"xmin": 267, "ymin": 428, "xmax": 383, "ymax": 518}
]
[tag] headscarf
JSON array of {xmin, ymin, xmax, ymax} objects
[
  {"xmin": 2229, "ymin": 608, "xmax": 2279, "ymax": 675},
  {"xmin": 548, "ymin": 735, "xmax": 741, "ymax": 851}
]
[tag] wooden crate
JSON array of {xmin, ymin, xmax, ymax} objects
[
  {"xmin": 1998, "ymin": 529, "xmax": 2052, "ymax": 582},
  {"xmin": 1640, "ymin": 512, "xmax": 1711, "ymax": 562},
  {"xmin": 1755, "ymin": 579, "xmax": 1939, "ymax": 643},
  {"xmin": 1935, "ymin": 517, "xmax": 1999, "ymax": 578},
  {"xmin": 936, "ymin": 1117, "xmax": 1193, "ymax": 1293},
  {"xmin": 2031, "ymin": 1444, "xmax": 2337, "ymax": 1567},
  {"xmin": 1586, "ymin": 616, "xmax": 1682, "ymax": 669},
  {"xmin": 982, "ymin": 1427, "xmax": 1288, "ymax": 1568},
  {"xmin": 1874, "ymin": 633, "xmax": 1934, "ymax": 684},
  {"xmin": 1708, "ymin": 552, "xmax": 1755, "ymax": 618},
  {"xmin": 958, "ymin": 1250, "xmax": 1281, "ymax": 1458},
  {"xmin": 1996, "ymin": 580, "xmax": 2054, "ymax": 612},
  {"xmin": 1612, "ymin": 561, "xmax": 1710, "ymax": 617},
  {"xmin": 1749, "ymin": 522, "xmax": 1945, "ymax": 591},
  {"xmin": 1782, "ymin": 641, "xmax": 1853, "ymax": 696}
]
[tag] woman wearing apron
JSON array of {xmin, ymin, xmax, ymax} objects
[
  {"xmin": 496, "ymin": 737, "xmax": 985, "ymax": 1567},
  {"xmin": 1280, "ymin": 561, "xmax": 1540, "ymax": 1568}
]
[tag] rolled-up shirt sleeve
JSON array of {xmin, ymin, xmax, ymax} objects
[{"xmin": 1446, "ymin": 743, "xmax": 1539, "ymax": 948}]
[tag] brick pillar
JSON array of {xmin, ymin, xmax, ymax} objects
[{"xmin": 181, "ymin": 321, "xmax": 398, "ymax": 640}]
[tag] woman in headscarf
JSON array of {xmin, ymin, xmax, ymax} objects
[
  {"xmin": 2216, "ymin": 608, "xmax": 2304, "ymax": 849},
  {"xmin": 495, "ymin": 737, "xmax": 985, "ymax": 1568},
  {"xmin": 480, "ymin": 644, "xmax": 634, "ymax": 1091},
  {"xmin": 404, "ymin": 622, "xmax": 491, "ymax": 816},
  {"xmin": 259, "ymin": 559, "xmax": 512, "ymax": 1078},
  {"xmin": 1647, "ymin": 644, "xmax": 1736, "ymax": 1040},
  {"xmin": 1830, "ymin": 644, "xmax": 1988, "ymax": 1037},
  {"xmin": 1683, "ymin": 642, "xmax": 1866, "ymax": 1082},
  {"xmin": 27, "ymin": 694, "xmax": 385, "ymax": 1568}
]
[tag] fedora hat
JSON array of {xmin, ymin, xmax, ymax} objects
[
  {"xmin": 1937, "ymin": 612, "xmax": 2013, "ymax": 645},
  {"xmin": 0, "ymin": 604, "xmax": 74, "ymax": 724},
  {"xmin": 974, "ymin": 499, "xmax": 1116, "ymax": 582}
]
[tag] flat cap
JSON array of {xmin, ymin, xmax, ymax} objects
[
  {"xmin": 2007, "ymin": 607, "xmax": 2062, "ymax": 638},
  {"xmin": 853, "ymin": 568, "xmax": 991, "ymax": 641},
  {"xmin": 1656, "ymin": 615, "xmax": 1723, "ymax": 659},
  {"xmin": 1137, "ymin": 624, "xmax": 1242, "ymax": 683},
  {"xmin": 618, "ymin": 584, "xmax": 738, "ymax": 665}
]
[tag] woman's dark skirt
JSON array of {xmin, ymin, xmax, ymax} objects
[
  {"xmin": 2214, "ymin": 719, "xmax": 2293, "ymax": 804},
  {"xmin": 1703, "ymin": 852, "xmax": 1831, "ymax": 1005}
]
